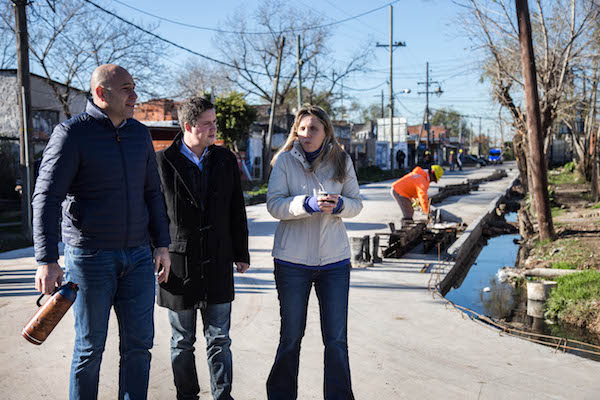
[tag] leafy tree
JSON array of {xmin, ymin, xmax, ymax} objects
[
  {"xmin": 214, "ymin": 91, "xmax": 257, "ymax": 147},
  {"xmin": 361, "ymin": 103, "xmax": 384, "ymax": 122},
  {"xmin": 430, "ymin": 108, "xmax": 473, "ymax": 139}
]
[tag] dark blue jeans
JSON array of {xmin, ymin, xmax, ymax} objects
[
  {"xmin": 267, "ymin": 263, "xmax": 354, "ymax": 400},
  {"xmin": 64, "ymin": 244, "xmax": 155, "ymax": 400},
  {"xmin": 168, "ymin": 303, "xmax": 233, "ymax": 400}
]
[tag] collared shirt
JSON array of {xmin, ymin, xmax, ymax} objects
[{"xmin": 180, "ymin": 141, "xmax": 207, "ymax": 172}]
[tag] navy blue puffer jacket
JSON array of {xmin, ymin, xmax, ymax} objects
[{"xmin": 33, "ymin": 100, "xmax": 170, "ymax": 264}]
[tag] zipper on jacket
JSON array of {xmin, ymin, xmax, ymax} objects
[{"xmin": 115, "ymin": 127, "xmax": 129, "ymax": 248}]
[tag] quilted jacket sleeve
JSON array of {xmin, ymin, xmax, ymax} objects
[
  {"xmin": 144, "ymin": 135, "xmax": 171, "ymax": 248},
  {"xmin": 335, "ymin": 155, "xmax": 363, "ymax": 218},
  {"xmin": 32, "ymin": 123, "xmax": 79, "ymax": 264},
  {"xmin": 266, "ymin": 155, "xmax": 311, "ymax": 221}
]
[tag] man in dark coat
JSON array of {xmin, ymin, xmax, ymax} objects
[{"xmin": 156, "ymin": 97, "xmax": 250, "ymax": 400}]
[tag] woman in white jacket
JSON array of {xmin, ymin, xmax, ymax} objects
[{"xmin": 266, "ymin": 105, "xmax": 362, "ymax": 400}]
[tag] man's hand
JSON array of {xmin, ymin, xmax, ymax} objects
[
  {"xmin": 153, "ymin": 247, "xmax": 171, "ymax": 284},
  {"xmin": 235, "ymin": 262, "xmax": 250, "ymax": 273},
  {"xmin": 35, "ymin": 263, "xmax": 64, "ymax": 294}
]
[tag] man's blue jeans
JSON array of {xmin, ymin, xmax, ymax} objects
[
  {"xmin": 167, "ymin": 303, "xmax": 233, "ymax": 400},
  {"xmin": 64, "ymin": 244, "xmax": 155, "ymax": 400},
  {"xmin": 267, "ymin": 263, "xmax": 354, "ymax": 400}
]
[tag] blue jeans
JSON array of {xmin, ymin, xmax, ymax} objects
[
  {"xmin": 267, "ymin": 263, "xmax": 354, "ymax": 400},
  {"xmin": 64, "ymin": 244, "xmax": 155, "ymax": 400},
  {"xmin": 168, "ymin": 303, "xmax": 233, "ymax": 400}
]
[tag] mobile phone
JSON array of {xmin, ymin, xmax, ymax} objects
[{"xmin": 318, "ymin": 190, "xmax": 336, "ymax": 203}]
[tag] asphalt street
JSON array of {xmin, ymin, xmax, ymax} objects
[{"xmin": 1, "ymin": 162, "xmax": 600, "ymax": 399}]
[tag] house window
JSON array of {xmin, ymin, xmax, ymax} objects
[{"xmin": 32, "ymin": 110, "xmax": 59, "ymax": 140}]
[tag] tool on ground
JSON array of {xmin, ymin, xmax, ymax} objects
[{"xmin": 22, "ymin": 282, "xmax": 78, "ymax": 345}]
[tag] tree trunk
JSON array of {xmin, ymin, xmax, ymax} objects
[
  {"xmin": 592, "ymin": 124, "xmax": 600, "ymax": 201},
  {"xmin": 516, "ymin": 0, "xmax": 555, "ymax": 241},
  {"xmin": 513, "ymin": 132, "xmax": 529, "ymax": 192}
]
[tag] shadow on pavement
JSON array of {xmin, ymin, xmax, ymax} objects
[{"xmin": 344, "ymin": 222, "xmax": 388, "ymax": 230}]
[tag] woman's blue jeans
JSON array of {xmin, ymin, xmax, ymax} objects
[
  {"xmin": 64, "ymin": 244, "xmax": 155, "ymax": 400},
  {"xmin": 267, "ymin": 263, "xmax": 355, "ymax": 400},
  {"xmin": 167, "ymin": 303, "xmax": 233, "ymax": 400}
]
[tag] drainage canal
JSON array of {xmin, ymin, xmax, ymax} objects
[
  {"xmin": 444, "ymin": 214, "xmax": 520, "ymax": 320},
  {"xmin": 444, "ymin": 212, "xmax": 600, "ymax": 361}
]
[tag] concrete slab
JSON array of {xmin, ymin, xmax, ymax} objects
[{"xmin": 2, "ymin": 163, "xmax": 599, "ymax": 400}]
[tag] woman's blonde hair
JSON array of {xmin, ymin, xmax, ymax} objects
[{"xmin": 271, "ymin": 105, "xmax": 348, "ymax": 183}]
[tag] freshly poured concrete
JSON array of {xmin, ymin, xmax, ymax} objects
[{"xmin": 1, "ymin": 163, "xmax": 599, "ymax": 399}]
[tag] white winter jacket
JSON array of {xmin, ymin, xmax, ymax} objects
[{"xmin": 267, "ymin": 141, "xmax": 363, "ymax": 266}]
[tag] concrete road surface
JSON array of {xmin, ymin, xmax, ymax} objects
[{"xmin": 1, "ymin": 163, "xmax": 599, "ymax": 399}]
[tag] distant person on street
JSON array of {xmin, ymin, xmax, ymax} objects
[
  {"xmin": 155, "ymin": 97, "xmax": 250, "ymax": 400},
  {"xmin": 457, "ymin": 148, "xmax": 464, "ymax": 171},
  {"xmin": 390, "ymin": 165, "xmax": 444, "ymax": 221},
  {"xmin": 396, "ymin": 149, "xmax": 406, "ymax": 170},
  {"xmin": 32, "ymin": 64, "xmax": 171, "ymax": 400},
  {"xmin": 424, "ymin": 150, "xmax": 432, "ymax": 168},
  {"xmin": 266, "ymin": 105, "xmax": 363, "ymax": 400},
  {"xmin": 449, "ymin": 151, "xmax": 455, "ymax": 172}
]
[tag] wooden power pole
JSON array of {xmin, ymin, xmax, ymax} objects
[
  {"xmin": 296, "ymin": 35, "xmax": 303, "ymax": 111},
  {"xmin": 13, "ymin": 0, "xmax": 34, "ymax": 240},
  {"xmin": 376, "ymin": 5, "xmax": 405, "ymax": 174},
  {"xmin": 263, "ymin": 36, "xmax": 285, "ymax": 180},
  {"xmin": 515, "ymin": 0, "xmax": 554, "ymax": 241}
]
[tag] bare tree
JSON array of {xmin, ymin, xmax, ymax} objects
[
  {"xmin": 215, "ymin": 0, "xmax": 371, "ymax": 107},
  {"xmin": 0, "ymin": 2, "xmax": 15, "ymax": 69},
  {"xmin": 1, "ymin": 0, "xmax": 169, "ymax": 118},
  {"xmin": 456, "ymin": 0, "xmax": 600, "ymax": 190},
  {"xmin": 175, "ymin": 58, "xmax": 233, "ymax": 99}
]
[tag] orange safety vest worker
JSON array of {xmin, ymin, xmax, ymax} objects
[{"xmin": 391, "ymin": 166, "xmax": 432, "ymax": 214}]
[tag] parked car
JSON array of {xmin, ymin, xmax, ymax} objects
[
  {"xmin": 461, "ymin": 154, "xmax": 487, "ymax": 168},
  {"xmin": 488, "ymin": 148, "xmax": 503, "ymax": 164}
]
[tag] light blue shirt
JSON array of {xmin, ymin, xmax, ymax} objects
[{"xmin": 180, "ymin": 141, "xmax": 207, "ymax": 172}]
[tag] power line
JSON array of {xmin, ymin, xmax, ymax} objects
[
  {"xmin": 430, "ymin": 107, "xmax": 497, "ymax": 121},
  {"xmin": 340, "ymin": 81, "xmax": 388, "ymax": 92},
  {"xmin": 109, "ymin": 0, "xmax": 401, "ymax": 35},
  {"xmin": 83, "ymin": 0, "xmax": 268, "ymax": 75}
]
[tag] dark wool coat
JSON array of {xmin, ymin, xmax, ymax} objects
[{"xmin": 156, "ymin": 134, "xmax": 250, "ymax": 310}]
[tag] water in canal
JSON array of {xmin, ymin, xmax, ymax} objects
[
  {"xmin": 444, "ymin": 229, "xmax": 520, "ymax": 320},
  {"xmin": 444, "ymin": 212, "xmax": 600, "ymax": 360}
]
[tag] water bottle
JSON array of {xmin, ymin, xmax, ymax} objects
[{"xmin": 22, "ymin": 282, "xmax": 79, "ymax": 345}]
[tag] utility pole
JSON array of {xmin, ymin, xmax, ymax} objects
[
  {"xmin": 296, "ymin": 35, "xmax": 303, "ymax": 111},
  {"xmin": 458, "ymin": 118, "xmax": 463, "ymax": 147},
  {"xmin": 478, "ymin": 117, "xmax": 482, "ymax": 156},
  {"xmin": 13, "ymin": 0, "xmax": 33, "ymax": 241},
  {"xmin": 469, "ymin": 122, "xmax": 473, "ymax": 152},
  {"xmin": 418, "ymin": 62, "xmax": 442, "ymax": 151},
  {"xmin": 264, "ymin": 37, "xmax": 285, "ymax": 180},
  {"xmin": 381, "ymin": 90, "xmax": 384, "ymax": 118},
  {"xmin": 376, "ymin": 5, "xmax": 405, "ymax": 174},
  {"xmin": 515, "ymin": 0, "xmax": 554, "ymax": 241}
]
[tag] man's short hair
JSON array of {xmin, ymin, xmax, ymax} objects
[{"xmin": 178, "ymin": 97, "xmax": 214, "ymax": 129}]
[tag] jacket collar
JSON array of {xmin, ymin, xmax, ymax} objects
[
  {"xmin": 290, "ymin": 141, "xmax": 311, "ymax": 170},
  {"xmin": 164, "ymin": 131, "xmax": 216, "ymax": 163},
  {"xmin": 85, "ymin": 99, "xmax": 132, "ymax": 129},
  {"xmin": 162, "ymin": 132, "xmax": 217, "ymax": 209}
]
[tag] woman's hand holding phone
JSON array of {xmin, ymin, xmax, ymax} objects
[{"xmin": 317, "ymin": 191, "xmax": 339, "ymax": 214}]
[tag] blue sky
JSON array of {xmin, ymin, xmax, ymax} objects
[{"xmin": 105, "ymin": 0, "xmax": 505, "ymax": 140}]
